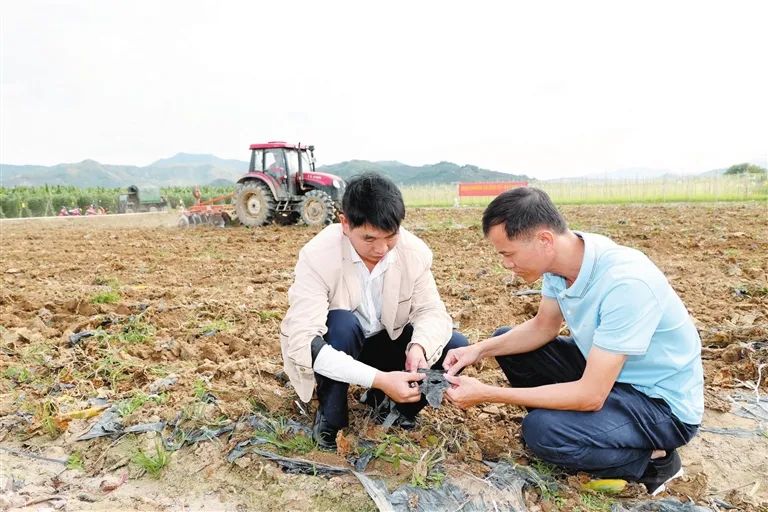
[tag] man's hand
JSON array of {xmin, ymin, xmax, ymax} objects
[
  {"xmin": 444, "ymin": 374, "xmax": 490, "ymax": 409},
  {"xmin": 373, "ymin": 371, "xmax": 426, "ymax": 403},
  {"xmin": 442, "ymin": 344, "xmax": 481, "ymax": 376},
  {"xmin": 405, "ymin": 344, "xmax": 428, "ymax": 373}
]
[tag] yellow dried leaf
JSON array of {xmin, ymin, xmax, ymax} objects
[
  {"xmin": 58, "ymin": 405, "xmax": 108, "ymax": 421},
  {"xmin": 581, "ymin": 479, "xmax": 627, "ymax": 493}
]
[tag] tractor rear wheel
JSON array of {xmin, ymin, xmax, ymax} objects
[
  {"xmin": 235, "ymin": 181, "xmax": 275, "ymax": 227},
  {"xmin": 298, "ymin": 190, "xmax": 335, "ymax": 227}
]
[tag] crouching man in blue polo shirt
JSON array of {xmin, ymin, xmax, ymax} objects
[{"xmin": 443, "ymin": 187, "xmax": 703, "ymax": 496}]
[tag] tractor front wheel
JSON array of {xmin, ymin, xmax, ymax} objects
[
  {"xmin": 235, "ymin": 181, "xmax": 275, "ymax": 227},
  {"xmin": 298, "ymin": 190, "xmax": 335, "ymax": 227}
]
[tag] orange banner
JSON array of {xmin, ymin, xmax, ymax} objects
[{"xmin": 458, "ymin": 181, "xmax": 528, "ymax": 197}]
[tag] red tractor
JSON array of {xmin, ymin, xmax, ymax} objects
[{"xmin": 234, "ymin": 142, "xmax": 345, "ymax": 227}]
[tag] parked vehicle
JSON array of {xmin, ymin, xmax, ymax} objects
[{"xmin": 118, "ymin": 185, "xmax": 168, "ymax": 213}]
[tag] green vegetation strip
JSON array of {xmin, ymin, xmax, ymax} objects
[{"xmin": 1, "ymin": 172, "xmax": 765, "ymax": 217}]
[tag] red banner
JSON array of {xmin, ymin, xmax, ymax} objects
[{"xmin": 458, "ymin": 181, "xmax": 528, "ymax": 197}]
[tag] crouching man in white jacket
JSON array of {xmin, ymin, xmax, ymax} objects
[{"xmin": 280, "ymin": 172, "xmax": 468, "ymax": 450}]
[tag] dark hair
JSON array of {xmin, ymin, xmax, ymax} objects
[
  {"xmin": 342, "ymin": 172, "xmax": 405, "ymax": 232},
  {"xmin": 482, "ymin": 187, "xmax": 567, "ymax": 239}
]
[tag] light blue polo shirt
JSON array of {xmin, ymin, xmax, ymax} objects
[{"xmin": 541, "ymin": 232, "xmax": 704, "ymax": 425}]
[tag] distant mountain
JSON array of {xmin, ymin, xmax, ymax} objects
[
  {"xmin": 3, "ymin": 152, "xmax": 761, "ymax": 188},
  {"xmin": 577, "ymin": 167, "xmax": 678, "ymax": 181},
  {"xmin": 1, "ymin": 154, "xmax": 528, "ymax": 188},
  {"xmin": 150, "ymin": 153, "xmax": 248, "ymax": 173},
  {"xmin": 207, "ymin": 178, "xmax": 237, "ymax": 187},
  {"xmin": 0, "ymin": 153, "xmax": 249, "ymax": 188},
  {"xmin": 317, "ymin": 160, "xmax": 529, "ymax": 185},
  {"xmin": 698, "ymin": 167, "xmax": 728, "ymax": 178},
  {"xmin": 559, "ymin": 157, "xmax": 768, "ymax": 182}
]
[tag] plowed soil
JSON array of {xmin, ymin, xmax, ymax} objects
[{"xmin": 1, "ymin": 203, "xmax": 767, "ymax": 511}]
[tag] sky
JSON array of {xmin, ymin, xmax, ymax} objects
[{"xmin": 1, "ymin": 1, "xmax": 766, "ymax": 180}]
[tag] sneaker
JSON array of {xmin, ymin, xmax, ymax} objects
[
  {"xmin": 312, "ymin": 410, "xmax": 338, "ymax": 452},
  {"xmin": 639, "ymin": 450, "xmax": 684, "ymax": 496}
]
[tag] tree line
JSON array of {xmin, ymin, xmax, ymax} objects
[
  {"xmin": 0, "ymin": 185, "xmax": 234, "ymax": 218},
  {"xmin": 724, "ymin": 163, "xmax": 767, "ymax": 175}
]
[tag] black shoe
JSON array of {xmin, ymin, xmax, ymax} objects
[
  {"xmin": 312, "ymin": 410, "xmax": 338, "ymax": 452},
  {"xmin": 639, "ymin": 450, "xmax": 683, "ymax": 496},
  {"xmin": 360, "ymin": 392, "xmax": 419, "ymax": 429},
  {"xmin": 394, "ymin": 413, "xmax": 417, "ymax": 430},
  {"xmin": 360, "ymin": 390, "xmax": 391, "ymax": 423}
]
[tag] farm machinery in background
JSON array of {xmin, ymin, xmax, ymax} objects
[
  {"xmin": 177, "ymin": 187, "xmax": 235, "ymax": 227},
  {"xmin": 118, "ymin": 185, "xmax": 169, "ymax": 213},
  {"xmin": 235, "ymin": 141, "xmax": 344, "ymax": 226},
  {"xmin": 177, "ymin": 141, "xmax": 346, "ymax": 228}
]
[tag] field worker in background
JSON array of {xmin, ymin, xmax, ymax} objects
[
  {"xmin": 442, "ymin": 187, "xmax": 703, "ymax": 496},
  {"xmin": 281, "ymin": 172, "xmax": 469, "ymax": 450}
]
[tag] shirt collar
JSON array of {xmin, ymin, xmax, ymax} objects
[
  {"xmin": 562, "ymin": 231, "xmax": 595, "ymax": 298},
  {"xmin": 346, "ymin": 238, "xmax": 396, "ymax": 274}
]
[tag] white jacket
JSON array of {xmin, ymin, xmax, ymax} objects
[{"xmin": 280, "ymin": 224, "xmax": 453, "ymax": 402}]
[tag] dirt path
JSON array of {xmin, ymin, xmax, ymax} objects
[{"xmin": 1, "ymin": 203, "xmax": 766, "ymax": 510}]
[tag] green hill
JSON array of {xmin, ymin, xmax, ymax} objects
[
  {"xmin": 1, "ymin": 154, "xmax": 248, "ymax": 188},
  {"xmin": 317, "ymin": 160, "xmax": 528, "ymax": 184},
  {"xmin": 1, "ymin": 154, "xmax": 527, "ymax": 188}
]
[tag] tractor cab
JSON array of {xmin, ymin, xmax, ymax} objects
[
  {"xmin": 235, "ymin": 142, "xmax": 345, "ymax": 227},
  {"xmin": 248, "ymin": 142, "xmax": 317, "ymax": 199}
]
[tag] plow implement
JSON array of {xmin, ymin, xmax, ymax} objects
[{"xmin": 177, "ymin": 188, "xmax": 236, "ymax": 227}]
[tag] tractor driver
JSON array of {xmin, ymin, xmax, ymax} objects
[
  {"xmin": 280, "ymin": 172, "xmax": 469, "ymax": 450},
  {"xmin": 265, "ymin": 149, "xmax": 287, "ymax": 184}
]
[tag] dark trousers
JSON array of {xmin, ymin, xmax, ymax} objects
[
  {"xmin": 493, "ymin": 327, "xmax": 699, "ymax": 479},
  {"xmin": 316, "ymin": 309, "xmax": 469, "ymax": 429}
]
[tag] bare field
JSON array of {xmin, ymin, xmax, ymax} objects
[{"xmin": 1, "ymin": 203, "xmax": 767, "ymax": 511}]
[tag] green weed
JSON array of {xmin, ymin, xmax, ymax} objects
[
  {"xmin": 3, "ymin": 366, "xmax": 32, "ymax": 384},
  {"xmin": 248, "ymin": 396, "xmax": 268, "ymax": 413},
  {"xmin": 92, "ymin": 276, "xmax": 120, "ymax": 288},
  {"xmin": 370, "ymin": 435, "xmax": 417, "ymax": 470},
  {"xmin": 133, "ymin": 441, "xmax": 170, "ymax": 478},
  {"xmin": 193, "ymin": 379, "xmax": 210, "ymax": 401},
  {"xmin": 255, "ymin": 417, "xmax": 315, "ymax": 455},
  {"xmin": 410, "ymin": 445, "xmax": 446, "ymax": 489},
  {"xmin": 514, "ymin": 459, "xmax": 563, "ymax": 502},
  {"xmin": 115, "ymin": 392, "xmax": 165, "ymax": 416},
  {"xmin": 578, "ymin": 491, "xmax": 614, "ymax": 511},
  {"xmin": 19, "ymin": 342, "xmax": 55, "ymax": 366},
  {"xmin": 256, "ymin": 310, "xmax": 282, "ymax": 322},
  {"xmin": 37, "ymin": 399, "xmax": 61, "ymax": 438},
  {"xmin": 198, "ymin": 319, "xmax": 232, "ymax": 335},
  {"xmin": 744, "ymin": 285, "xmax": 768, "ymax": 297},
  {"xmin": 91, "ymin": 349, "xmax": 137, "ymax": 388},
  {"xmin": 66, "ymin": 452, "xmax": 84, "ymax": 470},
  {"xmin": 530, "ymin": 459, "xmax": 560, "ymax": 478},
  {"xmin": 145, "ymin": 365, "xmax": 172, "ymax": 378},
  {"xmin": 91, "ymin": 290, "xmax": 121, "ymax": 304},
  {"xmin": 114, "ymin": 316, "xmax": 155, "ymax": 344}
]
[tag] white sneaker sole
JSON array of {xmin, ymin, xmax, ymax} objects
[{"xmin": 649, "ymin": 467, "xmax": 684, "ymax": 496}]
